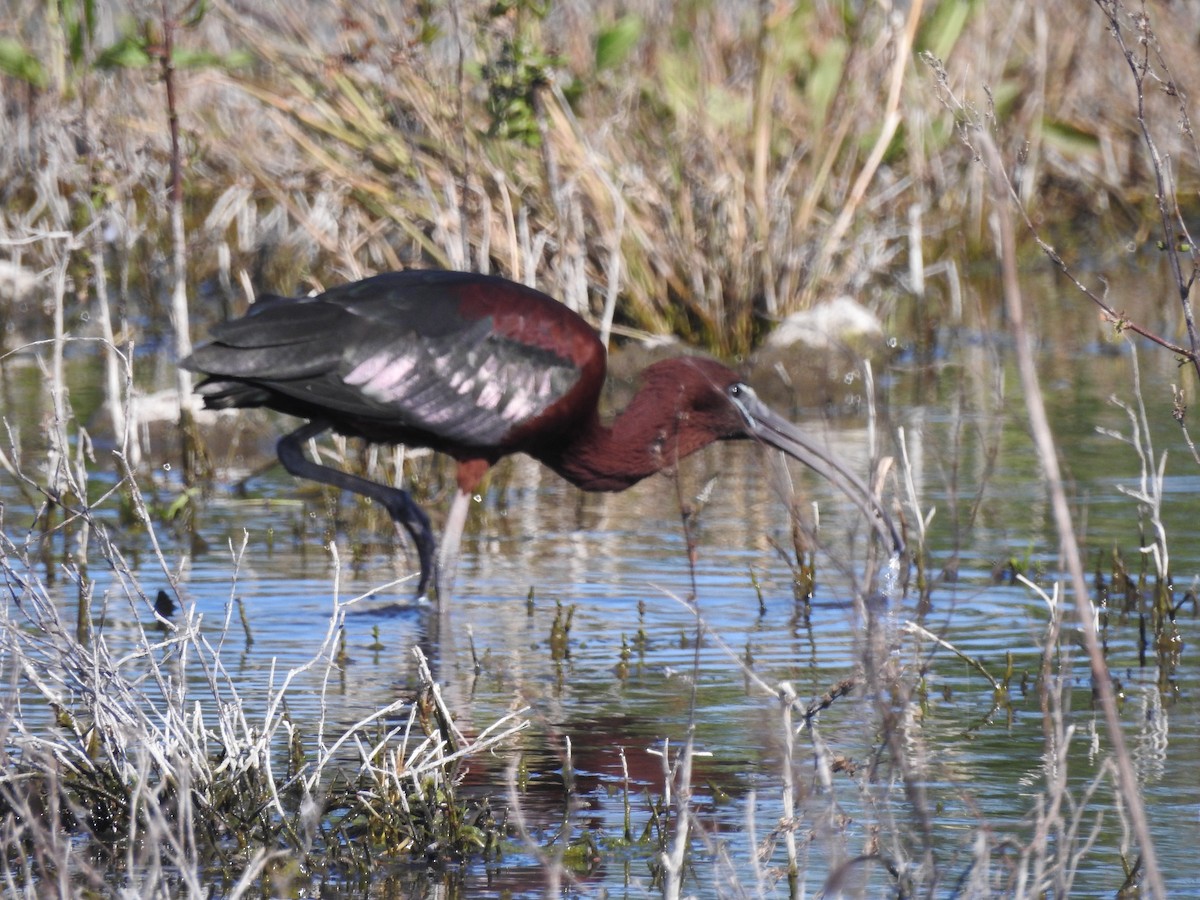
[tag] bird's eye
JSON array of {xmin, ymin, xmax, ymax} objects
[{"xmin": 729, "ymin": 383, "xmax": 745, "ymax": 398}]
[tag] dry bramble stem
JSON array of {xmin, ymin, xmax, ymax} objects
[
  {"xmin": 1093, "ymin": 0, "xmax": 1200, "ymax": 381},
  {"xmin": 924, "ymin": 51, "xmax": 1199, "ymax": 375},
  {"xmin": 980, "ymin": 129, "xmax": 1167, "ymax": 900}
]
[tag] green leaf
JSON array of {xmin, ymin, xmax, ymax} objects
[
  {"xmin": 989, "ymin": 79, "xmax": 1022, "ymax": 119},
  {"xmin": 0, "ymin": 38, "xmax": 47, "ymax": 87},
  {"xmin": 164, "ymin": 489, "xmax": 193, "ymax": 522},
  {"xmin": 184, "ymin": 0, "xmax": 210, "ymax": 29},
  {"xmin": 67, "ymin": 18, "xmax": 85, "ymax": 68},
  {"xmin": 221, "ymin": 48, "xmax": 255, "ymax": 69},
  {"xmin": 61, "ymin": 0, "xmax": 98, "ymax": 66},
  {"xmin": 172, "ymin": 47, "xmax": 253, "ymax": 70},
  {"xmin": 1042, "ymin": 118, "xmax": 1101, "ymax": 154},
  {"xmin": 919, "ymin": 0, "xmax": 978, "ymax": 62},
  {"xmin": 95, "ymin": 34, "xmax": 152, "ymax": 69},
  {"xmin": 595, "ymin": 15, "xmax": 642, "ymax": 71},
  {"xmin": 84, "ymin": 0, "xmax": 98, "ymax": 46},
  {"xmin": 806, "ymin": 37, "xmax": 847, "ymax": 124}
]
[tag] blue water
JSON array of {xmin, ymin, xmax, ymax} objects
[{"xmin": 3, "ymin": 332, "xmax": 1199, "ymax": 897}]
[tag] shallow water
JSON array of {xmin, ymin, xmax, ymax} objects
[{"xmin": 3, "ymin": 271, "xmax": 1200, "ymax": 896}]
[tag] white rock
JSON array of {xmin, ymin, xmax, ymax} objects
[{"xmin": 766, "ymin": 296, "xmax": 883, "ymax": 350}]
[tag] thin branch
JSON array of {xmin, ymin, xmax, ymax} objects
[
  {"xmin": 1093, "ymin": 0, "xmax": 1200, "ymax": 381},
  {"xmin": 979, "ymin": 130, "xmax": 1166, "ymax": 900},
  {"xmin": 923, "ymin": 52, "xmax": 1198, "ymax": 369}
]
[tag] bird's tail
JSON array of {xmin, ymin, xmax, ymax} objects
[{"xmin": 192, "ymin": 378, "xmax": 273, "ymax": 410}]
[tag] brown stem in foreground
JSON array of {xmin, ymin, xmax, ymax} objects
[
  {"xmin": 158, "ymin": 1, "xmax": 206, "ymax": 483},
  {"xmin": 980, "ymin": 132, "xmax": 1165, "ymax": 900}
]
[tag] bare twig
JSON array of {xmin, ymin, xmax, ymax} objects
[
  {"xmin": 1093, "ymin": 0, "xmax": 1200, "ymax": 380},
  {"xmin": 924, "ymin": 52, "xmax": 1198, "ymax": 369},
  {"xmin": 979, "ymin": 131, "xmax": 1165, "ymax": 900}
]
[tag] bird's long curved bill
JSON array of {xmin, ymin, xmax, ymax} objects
[{"xmin": 737, "ymin": 391, "xmax": 904, "ymax": 555}]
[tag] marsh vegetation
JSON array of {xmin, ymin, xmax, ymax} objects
[{"xmin": 2, "ymin": 0, "xmax": 1199, "ymax": 896}]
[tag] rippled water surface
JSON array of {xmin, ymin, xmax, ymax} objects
[{"xmin": 4, "ymin": 276, "xmax": 1200, "ymax": 897}]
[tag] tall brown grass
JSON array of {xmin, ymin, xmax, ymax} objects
[{"xmin": 3, "ymin": 0, "xmax": 1200, "ymax": 359}]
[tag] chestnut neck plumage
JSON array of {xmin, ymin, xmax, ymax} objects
[{"xmin": 536, "ymin": 381, "xmax": 722, "ymax": 492}]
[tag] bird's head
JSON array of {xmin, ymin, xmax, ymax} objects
[
  {"xmin": 637, "ymin": 356, "xmax": 749, "ymax": 439},
  {"xmin": 644, "ymin": 355, "xmax": 904, "ymax": 554}
]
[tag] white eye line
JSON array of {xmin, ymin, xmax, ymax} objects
[
  {"xmin": 729, "ymin": 382, "xmax": 756, "ymax": 400},
  {"xmin": 727, "ymin": 382, "xmax": 759, "ymax": 428}
]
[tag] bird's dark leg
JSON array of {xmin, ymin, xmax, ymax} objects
[{"xmin": 277, "ymin": 421, "xmax": 438, "ymax": 599}]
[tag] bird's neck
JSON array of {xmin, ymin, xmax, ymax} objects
[{"xmin": 537, "ymin": 387, "xmax": 705, "ymax": 492}]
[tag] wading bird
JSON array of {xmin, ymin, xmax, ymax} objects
[{"xmin": 184, "ymin": 269, "xmax": 902, "ymax": 599}]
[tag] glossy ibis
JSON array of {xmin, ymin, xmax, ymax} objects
[{"xmin": 184, "ymin": 269, "xmax": 902, "ymax": 598}]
